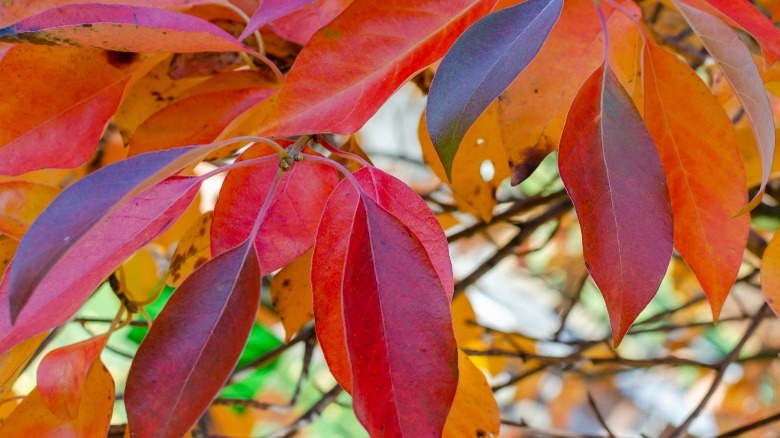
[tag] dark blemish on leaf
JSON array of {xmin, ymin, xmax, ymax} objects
[
  {"xmin": 322, "ymin": 28, "xmax": 341, "ymax": 39},
  {"xmin": 477, "ymin": 430, "xmax": 487, "ymax": 437},
  {"xmin": 534, "ymin": 89, "xmax": 539, "ymax": 94},
  {"xmin": 194, "ymin": 257, "xmax": 208, "ymax": 269},
  {"xmin": 82, "ymin": 23, "xmax": 93, "ymax": 28},
  {"xmin": 282, "ymin": 279, "xmax": 291, "ymax": 287},
  {"xmin": 106, "ymin": 50, "xmax": 137, "ymax": 68}
]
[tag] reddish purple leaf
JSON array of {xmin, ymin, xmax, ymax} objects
[
  {"xmin": 125, "ymin": 239, "xmax": 261, "ymax": 438},
  {"xmin": 312, "ymin": 167, "xmax": 457, "ymax": 434},
  {"xmin": 558, "ymin": 64, "xmax": 673, "ymax": 345},
  {"xmin": 701, "ymin": 0, "xmax": 780, "ymax": 66},
  {"xmin": 0, "ymin": 4, "xmax": 248, "ymax": 53},
  {"xmin": 427, "ymin": 0, "xmax": 562, "ymax": 178},
  {"xmin": 8, "ymin": 146, "xmax": 216, "ymax": 321},
  {"xmin": 211, "ymin": 146, "xmax": 338, "ymax": 273},
  {"xmin": 239, "ymin": 0, "xmax": 317, "ymax": 41},
  {"xmin": 0, "ymin": 176, "xmax": 201, "ymax": 355}
]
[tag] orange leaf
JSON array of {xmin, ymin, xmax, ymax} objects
[
  {"xmin": 420, "ymin": 105, "xmax": 510, "ymax": 222},
  {"xmin": 37, "ymin": 335, "xmax": 107, "ymax": 420},
  {"xmin": 643, "ymin": 42, "xmax": 749, "ymax": 319},
  {"xmin": 761, "ymin": 231, "xmax": 780, "ymax": 315},
  {"xmin": 270, "ymin": 250, "xmax": 314, "ymax": 343},
  {"xmin": 0, "ymin": 358, "xmax": 114, "ymax": 437},
  {"xmin": 167, "ymin": 212, "xmax": 213, "ymax": 287},
  {"xmin": 0, "ymin": 333, "xmax": 46, "ymax": 401},
  {"xmin": 443, "ymin": 351, "xmax": 500, "ymax": 438},
  {"xmin": 0, "ymin": 181, "xmax": 58, "ymax": 240}
]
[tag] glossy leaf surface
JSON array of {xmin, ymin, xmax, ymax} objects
[
  {"xmin": 426, "ymin": 0, "xmax": 562, "ymax": 177},
  {"xmin": 312, "ymin": 167, "xmax": 453, "ymax": 392},
  {"xmin": 674, "ymin": 0, "xmax": 775, "ymax": 209},
  {"xmin": 126, "ymin": 240, "xmax": 261, "ymax": 438},
  {"xmin": 211, "ymin": 147, "xmax": 338, "ymax": 273},
  {"xmin": 0, "ymin": 4, "xmax": 248, "ymax": 53},
  {"xmin": 558, "ymin": 64, "xmax": 673, "ymax": 344},
  {"xmin": 258, "ymin": 0, "xmax": 498, "ymax": 136},
  {"xmin": 644, "ymin": 42, "xmax": 749, "ymax": 317},
  {"xmin": 0, "ymin": 176, "xmax": 201, "ymax": 354}
]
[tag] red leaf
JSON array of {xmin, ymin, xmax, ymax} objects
[
  {"xmin": 0, "ymin": 4, "xmax": 248, "ymax": 53},
  {"xmin": 258, "ymin": 0, "xmax": 497, "ymax": 136},
  {"xmin": 125, "ymin": 239, "xmax": 261, "ymax": 438},
  {"xmin": 643, "ymin": 42, "xmax": 749, "ymax": 318},
  {"xmin": 239, "ymin": 0, "xmax": 317, "ymax": 41},
  {"xmin": 558, "ymin": 64, "xmax": 673, "ymax": 345},
  {"xmin": 312, "ymin": 167, "xmax": 456, "ymax": 434},
  {"xmin": 701, "ymin": 0, "xmax": 780, "ymax": 66},
  {"xmin": 0, "ymin": 45, "xmax": 129, "ymax": 176},
  {"xmin": 8, "ymin": 146, "xmax": 217, "ymax": 320},
  {"xmin": 0, "ymin": 176, "xmax": 201, "ymax": 355},
  {"xmin": 37, "ymin": 335, "xmax": 107, "ymax": 420},
  {"xmin": 269, "ymin": 0, "xmax": 354, "ymax": 45},
  {"xmin": 211, "ymin": 146, "xmax": 338, "ymax": 273}
]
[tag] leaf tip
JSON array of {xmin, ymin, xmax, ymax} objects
[{"xmin": 733, "ymin": 188, "xmax": 764, "ymax": 217}]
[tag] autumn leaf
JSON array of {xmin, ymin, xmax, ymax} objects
[
  {"xmin": 167, "ymin": 212, "xmax": 213, "ymax": 287},
  {"xmin": 673, "ymin": 0, "xmax": 775, "ymax": 210},
  {"xmin": 761, "ymin": 231, "xmax": 780, "ymax": 315},
  {"xmin": 0, "ymin": 45, "xmax": 131, "ymax": 176},
  {"xmin": 312, "ymin": 167, "xmax": 454, "ymax": 392},
  {"xmin": 700, "ymin": 0, "xmax": 780, "ymax": 66},
  {"xmin": 0, "ymin": 176, "xmax": 201, "ymax": 354},
  {"xmin": 0, "ymin": 4, "xmax": 250, "ymax": 54},
  {"xmin": 443, "ymin": 351, "xmax": 500, "ymax": 438},
  {"xmin": 254, "ymin": 0, "xmax": 498, "ymax": 136},
  {"xmin": 8, "ymin": 146, "xmax": 220, "ymax": 320},
  {"xmin": 312, "ymin": 166, "xmax": 457, "ymax": 435},
  {"xmin": 268, "ymin": 0, "xmax": 354, "ymax": 45},
  {"xmin": 0, "ymin": 358, "xmax": 114, "ymax": 437},
  {"xmin": 0, "ymin": 181, "xmax": 58, "ymax": 239},
  {"xmin": 211, "ymin": 145, "xmax": 338, "ymax": 273},
  {"xmin": 426, "ymin": 0, "xmax": 562, "ymax": 177},
  {"xmin": 643, "ymin": 42, "xmax": 749, "ymax": 318},
  {"xmin": 0, "ymin": 333, "xmax": 45, "ymax": 401},
  {"xmin": 419, "ymin": 105, "xmax": 510, "ymax": 221},
  {"xmin": 558, "ymin": 64, "xmax": 673, "ymax": 345},
  {"xmin": 497, "ymin": 0, "xmax": 641, "ymax": 184},
  {"xmin": 239, "ymin": 0, "xmax": 317, "ymax": 41},
  {"xmin": 126, "ymin": 239, "xmax": 261, "ymax": 438},
  {"xmin": 270, "ymin": 250, "xmax": 314, "ymax": 343},
  {"xmin": 37, "ymin": 335, "xmax": 107, "ymax": 420}
]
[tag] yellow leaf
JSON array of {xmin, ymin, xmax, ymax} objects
[
  {"xmin": 270, "ymin": 250, "xmax": 314, "ymax": 343},
  {"xmin": 452, "ymin": 294, "xmax": 482, "ymax": 347},
  {"xmin": 167, "ymin": 212, "xmax": 213, "ymax": 287},
  {"xmin": 155, "ymin": 193, "xmax": 202, "ymax": 251},
  {"xmin": 0, "ymin": 235, "xmax": 18, "ymax": 277},
  {"xmin": 443, "ymin": 351, "xmax": 500, "ymax": 438},
  {"xmin": 122, "ymin": 247, "xmax": 161, "ymax": 304},
  {"xmin": 761, "ymin": 231, "xmax": 780, "ymax": 316},
  {"xmin": 0, "ymin": 181, "xmax": 59, "ymax": 240},
  {"xmin": 419, "ymin": 105, "xmax": 510, "ymax": 222},
  {"xmin": 0, "ymin": 333, "xmax": 46, "ymax": 401},
  {"xmin": 0, "ymin": 359, "xmax": 114, "ymax": 437}
]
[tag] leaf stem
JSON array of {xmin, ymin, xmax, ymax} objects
[
  {"xmin": 300, "ymin": 153, "xmax": 363, "ymax": 194},
  {"xmin": 197, "ymin": 155, "xmax": 277, "ymax": 182},
  {"xmin": 602, "ymin": 0, "xmax": 649, "ymax": 42},
  {"xmin": 317, "ymin": 135, "xmax": 371, "ymax": 168},
  {"xmin": 594, "ymin": 0, "xmax": 610, "ymax": 63}
]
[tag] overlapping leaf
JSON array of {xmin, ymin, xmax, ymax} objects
[
  {"xmin": 497, "ymin": 0, "xmax": 640, "ymax": 184},
  {"xmin": 443, "ymin": 351, "xmax": 500, "ymax": 437},
  {"xmin": 701, "ymin": 0, "xmax": 780, "ymax": 66},
  {"xmin": 37, "ymin": 335, "xmax": 107, "ymax": 420},
  {"xmin": 239, "ymin": 0, "xmax": 317, "ymax": 40},
  {"xmin": 0, "ymin": 45, "xmax": 130, "ymax": 176},
  {"xmin": 558, "ymin": 64, "xmax": 673, "ymax": 344},
  {"xmin": 211, "ymin": 146, "xmax": 338, "ymax": 273},
  {"xmin": 312, "ymin": 167, "xmax": 456, "ymax": 434},
  {"xmin": 7, "ymin": 146, "xmax": 220, "ymax": 321},
  {"xmin": 762, "ymin": 231, "xmax": 780, "ymax": 316},
  {"xmin": 0, "ymin": 4, "xmax": 249, "ymax": 53},
  {"xmin": 167, "ymin": 212, "xmax": 213, "ymax": 287},
  {"xmin": 268, "ymin": 0, "xmax": 355, "ymax": 45},
  {"xmin": 0, "ymin": 181, "xmax": 58, "ymax": 239},
  {"xmin": 426, "ymin": 0, "xmax": 562, "ymax": 177},
  {"xmin": 312, "ymin": 167, "xmax": 454, "ymax": 392},
  {"xmin": 126, "ymin": 239, "xmax": 261, "ymax": 438},
  {"xmin": 254, "ymin": 0, "xmax": 498, "ymax": 136},
  {"xmin": 270, "ymin": 250, "xmax": 314, "ymax": 343},
  {"xmin": 644, "ymin": 42, "xmax": 749, "ymax": 318},
  {"xmin": 0, "ymin": 357, "xmax": 114, "ymax": 437},
  {"xmin": 673, "ymin": 0, "xmax": 775, "ymax": 210},
  {"xmin": 0, "ymin": 175, "xmax": 201, "ymax": 354}
]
